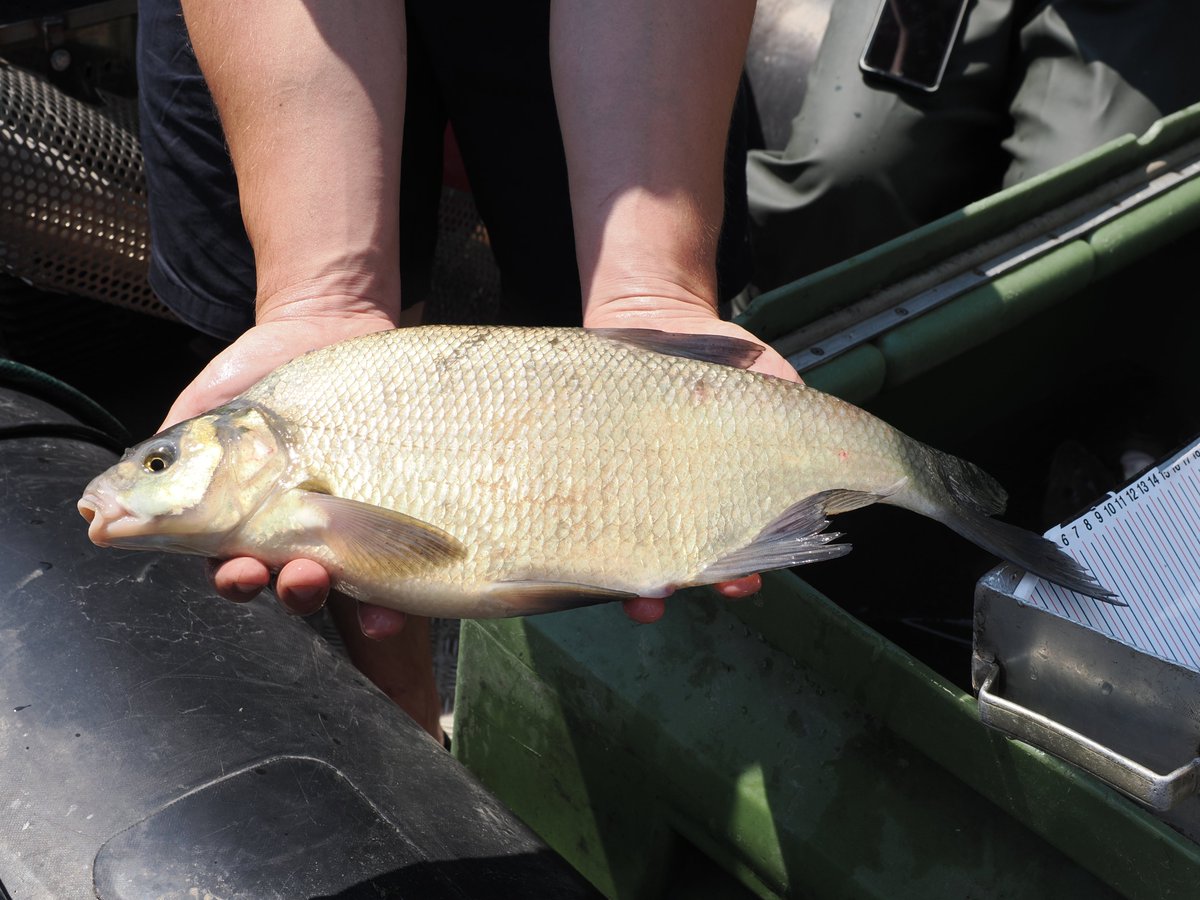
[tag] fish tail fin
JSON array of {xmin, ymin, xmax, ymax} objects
[
  {"xmin": 922, "ymin": 443, "xmax": 1009, "ymax": 517},
  {"xmin": 943, "ymin": 505, "xmax": 1120, "ymax": 603},
  {"xmin": 904, "ymin": 441, "xmax": 1120, "ymax": 604}
]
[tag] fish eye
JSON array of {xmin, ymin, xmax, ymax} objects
[{"xmin": 141, "ymin": 442, "xmax": 177, "ymax": 474}]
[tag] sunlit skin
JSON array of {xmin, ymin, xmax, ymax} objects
[{"xmin": 168, "ymin": 0, "xmax": 768, "ymax": 736}]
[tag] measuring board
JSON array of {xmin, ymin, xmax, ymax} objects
[{"xmin": 1015, "ymin": 437, "xmax": 1200, "ymax": 673}]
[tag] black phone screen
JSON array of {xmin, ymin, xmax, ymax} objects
[{"xmin": 859, "ymin": 0, "xmax": 969, "ymax": 92}]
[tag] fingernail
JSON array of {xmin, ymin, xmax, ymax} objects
[
  {"xmin": 282, "ymin": 584, "xmax": 325, "ymax": 615},
  {"xmin": 228, "ymin": 581, "xmax": 261, "ymax": 602},
  {"xmin": 359, "ymin": 605, "xmax": 405, "ymax": 640}
]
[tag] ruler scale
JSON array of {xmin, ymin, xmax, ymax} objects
[{"xmin": 1015, "ymin": 438, "xmax": 1200, "ymax": 673}]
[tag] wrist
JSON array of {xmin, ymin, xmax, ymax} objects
[
  {"xmin": 580, "ymin": 254, "xmax": 720, "ymax": 331},
  {"xmin": 255, "ymin": 266, "xmax": 402, "ymax": 328},
  {"xmin": 582, "ymin": 271, "xmax": 720, "ymax": 330},
  {"xmin": 578, "ymin": 188, "xmax": 718, "ymax": 304}
]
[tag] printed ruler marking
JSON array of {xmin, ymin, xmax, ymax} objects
[{"xmin": 1014, "ymin": 437, "xmax": 1200, "ymax": 672}]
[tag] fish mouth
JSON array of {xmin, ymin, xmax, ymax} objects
[{"xmin": 78, "ymin": 490, "xmax": 149, "ymax": 547}]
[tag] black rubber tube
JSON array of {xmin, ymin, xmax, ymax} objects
[{"xmin": 0, "ymin": 357, "xmax": 130, "ymax": 445}]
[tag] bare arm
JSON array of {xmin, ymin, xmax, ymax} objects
[
  {"xmin": 166, "ymin": 0, "xmax": 407, "ymax": 426},
  {"xmin": 552, "ymin": 0, "xmax": 795, "ymax": 620},
  {"xmin": 550, "ymin": 0, "xmax": 794, "ymax": 380},
  {"xmin": 169, "ymin": 1, "xmax": 782, "ymax": 633},
  {"xmin": 551, "ymin": 0, "xmax": 751, "ymax": 315},
  {"xmin": 167, "ymin": 3, "xmax": 442, "ymax": 733}
]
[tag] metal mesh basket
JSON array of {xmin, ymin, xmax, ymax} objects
[
  {"xmin": 0, "ymin": 59, "xmax": 170, "ymax": 318},
  {"xmin": 0, "ymin": 57, "xmax": 504, "ymax": 324},
  {"xmin": 2, "ymin": 57, "xmax": 488, "ymax": 723}
]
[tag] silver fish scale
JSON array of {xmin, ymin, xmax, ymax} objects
[{"xmin": 240, "ymin": 326, "xmax": 917, "ymax": 604}]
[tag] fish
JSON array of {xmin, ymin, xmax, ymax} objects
[{"xmin": 77, "ymin": 325, "xmax": 1116, "ymax": 617}]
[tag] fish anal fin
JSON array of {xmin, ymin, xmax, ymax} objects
[
  {"xmin": 820, "ymin": 486, "xmax": 897, "ymax": 515},
  {"xmin": 589, "ymin": 328, "xmax": 764, "ymax": 369},
  {"xmin": 488, "ymin": 580, "xmax": 638, "ymax": 616},
  {"xmin": 293, "ymin": 491, "xmax": 466, "ymax": 578},
  {"xmin": 695, "ymin": 487, "xmax": 898, "ymax": 584},
  {"xmin": 700, "ymin": 489, "xmax": 902, "ymax": 588}
]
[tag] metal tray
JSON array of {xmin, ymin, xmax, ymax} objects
[{"xmin": 974, "ymin": 566, "xmax": 1200, "ymax": 842}]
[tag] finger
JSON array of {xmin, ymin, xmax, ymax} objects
[
  {"xmin": 275, "ymin": 558, "xmax": 332, "ymax": 615},
  {"xmin": 358, "ymin": 602, "xmax": 407, "ymax": 640},
  {"xmin": 209, "ymin": 557, "xmax": 271, "ymax": 602},
  {"xmin": 751, "ymin": 347, "xmax": 803, "ymax": 384},
  {"xmin": 158, "ymin": 333, "xmax": 269, "ymax": 431},
  {"xmin": 714, "ymin": 573, "xmax": 762, "ymax": 598},
  {"xmin": 622, "ymin": 596, "xmax": 667, "ymax": 624},
  {"xmin": 159, "ymin": 366, "xmax": 229, "ymax": 431}
]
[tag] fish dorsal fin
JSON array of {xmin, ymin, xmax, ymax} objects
[
  {"xmin": 487, "ymin": 580, "xmax": 638, "ymax": 615},
  {"xmin": 297, "ymin": 491, "xmax": 466, "ymax": 577},
  {"xmin": 693, "ymin": 488, "xmax": 899, "ymax": 585},
  {"xmin": 589, "ymin": 328, "xmax": 765, "ymax": 369}
]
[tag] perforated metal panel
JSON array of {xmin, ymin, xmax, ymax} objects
[
  {"xmin": 424, "ymin": 185, "xmax": 502, "ymax": 325},
  {"xmin": 0, "ymin": 59, "xmax": 170, "ymax": 318}
]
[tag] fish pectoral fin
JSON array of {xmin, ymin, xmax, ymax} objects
[
  {"xmin": 694, "ymin": 488, "xmax": 894, "ymax": 584},
  {"xmin": 588, "ymin": 327, "xmax": 764, "ymax": 369},
  {"xmin": 488, "ymin": 580, "xmax": 638, "ymax": 615},
  {"xmin": 300, "ymin": 491, "xmax": 466, "ymax": 576}
]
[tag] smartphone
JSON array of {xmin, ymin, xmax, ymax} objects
[{"xmin": 859, "ymin": 0, "xmax": 969, "ymax": 93}]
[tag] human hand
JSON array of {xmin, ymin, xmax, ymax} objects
[
  {"xmin": 163, "ymin": 298, "xmax": 407, "ymax": 638},
  {"xmin": 169, "ymin": 0, "xmax": 414, "ymax": 638},
  {"xmin": 583, "ymin": 295, "xmax": 802, "ymax": 625},
  {"xmin": 160, "ymin": 300, "xmax": 398, "ymax": 430}
]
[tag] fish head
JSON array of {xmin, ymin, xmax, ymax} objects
[{"xmin": 77, "ymin": 404, "xmax": 289, "ymax": 556}]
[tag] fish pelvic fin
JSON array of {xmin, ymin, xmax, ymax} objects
[
  {"xmin": 589, "ymin": 328, "xmax": 764, "ymax": 369},
  {"xmin": 692, "ymin": 489, "xmax": 891, "ymax": 585}
]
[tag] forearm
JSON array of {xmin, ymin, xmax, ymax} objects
[
  {"xmin": 180, "ymin": 1, "xmax": 406, "ymax": 324},
  {"xmin": 549, "ymin": 0, "xmax": 756, "ymax": 322}
]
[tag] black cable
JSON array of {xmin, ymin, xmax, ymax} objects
[
  {"xmin": 0, "ymin": 422, "xmax": 125, "ymax": 454},
  {"xmin": 0, "ymin": 357, "xmax": 130, "ymax": 445}
]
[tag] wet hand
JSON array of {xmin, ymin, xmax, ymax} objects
[
  {"xmin": 209, "ymin": 556, "xmax": 407, "ymax": 639},
  {"xmin": 621, "ymin": 574, "xmax": 762, "ymax": 623},
  {"xmin": 167, "ymin": 303, "xmax": 401, "ymax": 637},
  {"xmin": 584, "ymin": 301, "xmax": 801, "ymax": 625},
  {"xmin": 160, "ymin": 308, "xmax": 396, "ymax": 431}
]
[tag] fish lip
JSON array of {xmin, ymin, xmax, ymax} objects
[{"xmin": 77, "ymin": 490, "xmax": 149, "ymax": 547}]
